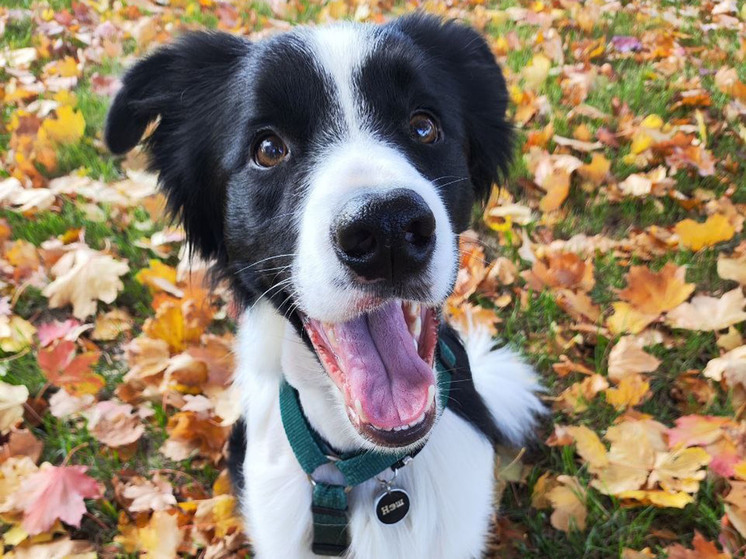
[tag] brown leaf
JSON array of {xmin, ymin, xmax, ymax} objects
[{"xmin": 618, "ymin": 263, "xmax": 695, "ymax": 316}]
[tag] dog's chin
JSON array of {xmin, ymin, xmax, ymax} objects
[{"xmin": 300, "ymin": 299, "xmax": 440, "ymax": 449}]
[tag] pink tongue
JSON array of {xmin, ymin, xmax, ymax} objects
[{"xmin": 331, "ymin": 301, "xmax": 434, "ymax": 429}]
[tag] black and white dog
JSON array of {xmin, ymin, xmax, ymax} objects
[{"xmin": 106, "ymin": 14, "xmax": 544, "ymax": 558}]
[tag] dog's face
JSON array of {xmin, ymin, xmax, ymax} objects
[{"xmin": 106, "ymin": 15, "xmax": 512, "ymax": 450}]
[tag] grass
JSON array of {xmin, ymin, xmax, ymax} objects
[{"xmin": 2, "ymin": 0, "xmax": 745, "ymax": 556}]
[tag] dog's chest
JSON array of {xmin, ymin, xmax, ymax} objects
[{"xmin": 239, "ymin": 384, "xmax": 496, "ymax": 559}]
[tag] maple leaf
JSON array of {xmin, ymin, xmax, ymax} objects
[
  {"xmin": 704, "ymin": 345, "xmax": 746, "ymax": 383},
  {"xmin": 42, "ymin": 247, "xmax": 129, "ymax": 319},
  {"xmin": 554, "ymin": 375, "xmax": 608, "ymax": 414},
  {"xmin": 8, "ymin": 537, "xmax": 96, "ymax": 559},
  {"xmin": 648, "ymin": 447, "xmax": 710, "ymax": 493},
  {"xmin": 120, "ymin": 475, "xmax": 177, "ymax": 512},
  {"xmin": 547, "ymin": 475, "xmax": 587, "ymax": 532},
  {"xmin": 0, "ymin": 381, "xmax": 29, "ymax": 435},
  {"xmin": 135, "ymin": 259, "xmax": 183, "ymax": 297},
  {"xmin": 675, "ymin": 214, "xmax": 736, "ymax": 251},
  {"xmin": 718, "ymin": 255, "xmax": 746, "ymax": 285},
  {"xmin": 37, "ymin": 340, "xmax": 104, "ymax": 396},
  {"xmin": 666, "ymin": 415, "xmax": 732, "ymax": 448},
  {"xmin": 606, "ymin": 302, "xmax": 658, "ymax": 335},
  {"xmin": 666, "ymin": 289, "xmax": 746, "ymax": 331},
  {"xmin": 143, "ymin": 299, "xmax": 206, "ymax": 353},
  {"xmin": 40, "ymin": 106, "xmax": 85, "ymax": 146},
  {"xmin": 618, "ymin": 263, "xmax": 695, "ymax": 316},
  {"xmin": 605, "ymin": 374, "xmax": 650, "ymax": 411},
  {"xmin": 48, "ymin": 389, "xmax": 95, "ymax": 419},
  {"xmin": 608, "ymin": 336, "xmax": 661, "ymax": 382},
  {"xmin": 84, "ymin": 401, "xmax": 145, "ymax": 447},
  {"xmin": 37, "ymin": 319, "xmax": 83, "ymax": 348},
  {"xmin": 91, "ymin": 308, "xmax": 133, "ymax": 341},
  {"xmin": 521, "ymin": 53, "xmax": 551, "ymax": 90},
  {"xmin": 18, "ymin": 464, "xmax": 102, "ymax": 535},
  {"xmin": 664, "ymin": 532, "xmax": 731, "ymax": 559},
  {"xmin": 0, "ymin": 316, "xmax": 37, "ymax": 353},
  {"xmin": 577, "ymin": 153, "xmax": 611, "ymax": 186},
  {"xmin": 521, "ymin": 252, "xmax": 595, "ymax": 292},
  {"xmin": 564, "ymin": 425, "xmax": 608, "ymax": 472},
  {"xmin": 135, "ymin": 510, "xmax": 183, "ymax": 559}
]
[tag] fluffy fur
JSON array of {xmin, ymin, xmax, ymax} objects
[{"xmin": 106, "ymin": 14, "xmax": 544, "ymax": 558}]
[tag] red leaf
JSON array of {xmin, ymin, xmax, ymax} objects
[
  {"xmin": 37, "ymin": 340, "xmax": 104, "ymax": 396},
  {"xmin": 19, "ymin": 464, "xmax": 102, "ymax": 535}
]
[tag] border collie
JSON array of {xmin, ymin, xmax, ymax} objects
[{"xmin": 106, "ymin": 14, "xmax": 544, "ymax": 558}]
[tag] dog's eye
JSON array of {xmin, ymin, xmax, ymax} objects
[
  {"xmin": 409, "ymin": 112, "xmax": 440, "ymax": 144},
  {"xmin": 253, "ymin": 134, "xmax": 288, "ymax": 167}
]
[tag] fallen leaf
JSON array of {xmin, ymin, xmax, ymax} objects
[
  {"xmin": 135, "ymin": 510, "xmax": 183, "ymax": 559},
  {"xmin": 666, "ymin": 289, "xmax": 746, "ymax": 331},
  {"xmin": 718, "ymin": 255, "xmax": 746, "ymax": 285},
  {"xmin": 675, "ymin": 214, "xmax": 735, "ymax": 251},
  {"xmin": 606, "ymin": 302, "xmax": 658, "ymax": 335},
  {"xmin": 0, "ymin": 382, "xmax": 29, "ymax": 435},
  {"xmin": 664, "ymin": 531, "xmax": 730, "ymax": 559},
  {"xmin": 91, "ymin": 309, "xmax": 133, "ymax": 341},
  {"xmin": 666, "ymin": 415, "xmax": 731, "ymax": 448},
  {"xmin": 84, "ymin": 401, "xmax": 145, "ymax": 448},
  {"xmin": 547, "ymin": 475, "xmax": 587, "ymax": 532},
  {"xmin": 42, "ymin": 247, "xmax": 129, "ymax": 319},
  {"xmin": 618, "ymin": 263, "xmax": 695, "ymax": 316},
  {"xmin": 605, "ymin": 374, "xmax": 650, "ymax": 410},
  {"xmin": 608, "ymin": 336, "xmax": 661, "ymax": 382},
  {"xmin": 40, "ymin": 106, "xmax": 85, "ymax": 146},
  {"xmin": 37, "ymin": 340, "xmax": 104, "ymax": 396},
  {"xmin": 17, "ymin": 464, "xmax": 102, "ymax": 535},
  {"xmin": 121, "ymin": 475, "xmax": 177, "ymax": 512}
]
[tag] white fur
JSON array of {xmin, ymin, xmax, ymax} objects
[
  {"xmin": 234, "ymin": 302, "xmax": 544, "ymax": 559},
  {"xmin": 292, "ymin": 25, "xmax": 457, "ymax": 324}
]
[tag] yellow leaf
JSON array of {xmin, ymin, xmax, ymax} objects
[
  {"xmin": 675, "ymin": 214, "xmax": 735, "ymax": 251},
  {"xmin": 606, "ymin": 302, "xmax": 657, "ymax": 335},
  {"xmin": 135, "ymin": 260, "xmax": 182, "ymax": 296},
  {"xmin": 0, "ymin": 381, "xmax": 29, "ymax": 434},
  {"xmin": 640, "ymin": 114, "xmax": 664, "ymax": 129},
  {"xmin": 40, "ymin": 106, "xmax": 85, "ymax": 146},
  {"xmin": 605, "ymin": 374, "xmax": 650, "ymax": 410},
  {"xmin": 539, "ymin": 171, "xmax": 571, "ymax": 212},
  {"xmin": 577, "ymin": 153, "xmax": 610, "ymax": 186},
  {"xmin": 522, "ymin": 54, "xmax": 552, "ymax": 91},
  {"xmin": 547, "ymin": 475, "xmax": 587, "ymax": 532},
  {"xmin": 648, "ymin": 447, "xmax": 710, "ymax": 493},
  {"xmin": 617, "ymin": 489, "xmax": 694, "ymax": 508},
  {"xmin": 566, "ymin": 425, "xmax": 609, "ymax": 472},
  {"xmin": 0, "ymin": 316, "xmax": 37, "ymax": 353}
]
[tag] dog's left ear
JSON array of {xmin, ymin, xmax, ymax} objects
[{"xmin": 394, "ymin": 15, "xmax": 513, "ymax": 202}]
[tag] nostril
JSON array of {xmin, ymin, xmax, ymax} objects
[
  {"xmin": 337, "ymin": 225, "xmax": 377, "ymax": 258},
  {"xmin": 404, "ymin": 214, "xmax": 436, "ymax": 248}
]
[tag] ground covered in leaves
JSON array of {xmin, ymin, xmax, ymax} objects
[{"xmin": 1, "ymin": 0, "xmax": 745, "ymax": 557}]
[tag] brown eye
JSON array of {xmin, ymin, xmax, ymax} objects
[
  {"xmin": 410, "ymin": 112, "xmax": 440, "ymax": 144},
  {"xmin": 253, "ymin": 133, "xmax": 288, "ymax": 167}
]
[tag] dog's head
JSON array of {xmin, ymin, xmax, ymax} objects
[{"xmin": 106, "ymin": 14, "xmax": 512, "ymax": 450}]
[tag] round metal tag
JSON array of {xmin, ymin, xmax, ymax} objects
[{"xmin": 375, "ymin": 489, "xmax": 410, "ymax": 524}]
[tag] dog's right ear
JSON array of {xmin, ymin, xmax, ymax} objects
[
  {"xmin": 105, "ymin": 32, "xmax": 250, "ymax": 262},
  {"xmin": 105, "ymin": 32, "xmax": 249, "ymax": 155}
]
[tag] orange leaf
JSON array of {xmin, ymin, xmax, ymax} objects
[{"xmin": 618, "ymin": 263, "xmax": 695, "ymax": 316}]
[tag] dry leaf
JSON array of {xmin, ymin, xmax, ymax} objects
[
  {"xmin": 666, "ymin": 289, "xmax": 746, "ymax": 331},
  {"xmin": 675, "ymin": 214, "xmax": 736, "ymax": 252},
  {"xmin": 43, "ymin": 247, "xmax": 129, "ymax": 319},
  {"xmin": 0, "ymin": 382, "xmax": 29, "ymax": 435},
  {"xmin": 547, "ymin": 475, "xmax": 587, "ymax": 532},
  {"xmin": 618, "ymin": 263, "xmax": 695, "ymax": 316},
  {"xmin": 605, "ymin": 374, "xmax": 650, "ymax": 410},
  {"xmin": 608, "ymin": 336, "xmax": 661, "ymax": 382},
  {"xmin": 718, "ymin": 255, "xmax": 746, "ymax": 285}
]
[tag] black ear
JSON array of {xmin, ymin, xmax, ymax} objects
[
  {"xmin": 394, "ymin": 15, "xmax": 513, "ymax": 202},
  {"xmin": 105, "ymin": 32, "xmax": 250, "ymax": 262}
]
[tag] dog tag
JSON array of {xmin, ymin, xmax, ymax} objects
[{"xmin": 375, "ymin": 488, "xmax": 410, "ymax": 524}]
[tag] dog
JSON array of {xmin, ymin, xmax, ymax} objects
[{"xmin": 105, "ymin": 14, "xmax": 545, "ymax": 558}]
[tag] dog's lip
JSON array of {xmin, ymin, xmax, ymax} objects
[{"xmin": 299, "ymin": 300, "xmax": 439, "ymax": 448}]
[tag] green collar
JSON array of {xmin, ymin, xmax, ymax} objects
[{"xmin": 279, "ymin": 339, "xmax": 456, "ymax": 556}]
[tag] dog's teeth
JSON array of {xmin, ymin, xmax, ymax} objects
[
  {"xmin": 400, "ymin": 424, "xmax": 409, "ymax": 431},
  {"xmin": 413, "ymin": 338, "xmax": 418, "ymax": 351},
  {"xmin": 326, "ymin": 324, "xmax": 337, "ymax": 348},
  {"xmin": 427, "ymin": 385, "xmax": 436, "ymax": 408},
  {"xmin": 355, "ymin": 399, "xmax": 367, "ymax": 422}
]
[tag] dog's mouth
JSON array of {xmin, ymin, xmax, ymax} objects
[{"xmin": 301, "ymin": 300, "xmax": 439, "ymax": 448}]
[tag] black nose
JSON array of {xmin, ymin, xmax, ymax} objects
[{"xmin": 332, "ymin": 189, "xmax": 436, "ymax": 283}]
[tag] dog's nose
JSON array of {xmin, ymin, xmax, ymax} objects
[{"xmin": 332, "ymin": 189, "xmax": 436, "ymax": 283}]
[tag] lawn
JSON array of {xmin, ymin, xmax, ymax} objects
[{"xmin": 1, "ymin": 0, "xmax": 745, "ymax": 557}]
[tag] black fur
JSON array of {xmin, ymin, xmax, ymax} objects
[
  {"xmin": 437, "ymin": 324, "xmax": 505, "ymax": 448},
  {"xmin": 227, "ymin": 417, "xmax": 247, "ymax": 496}
]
